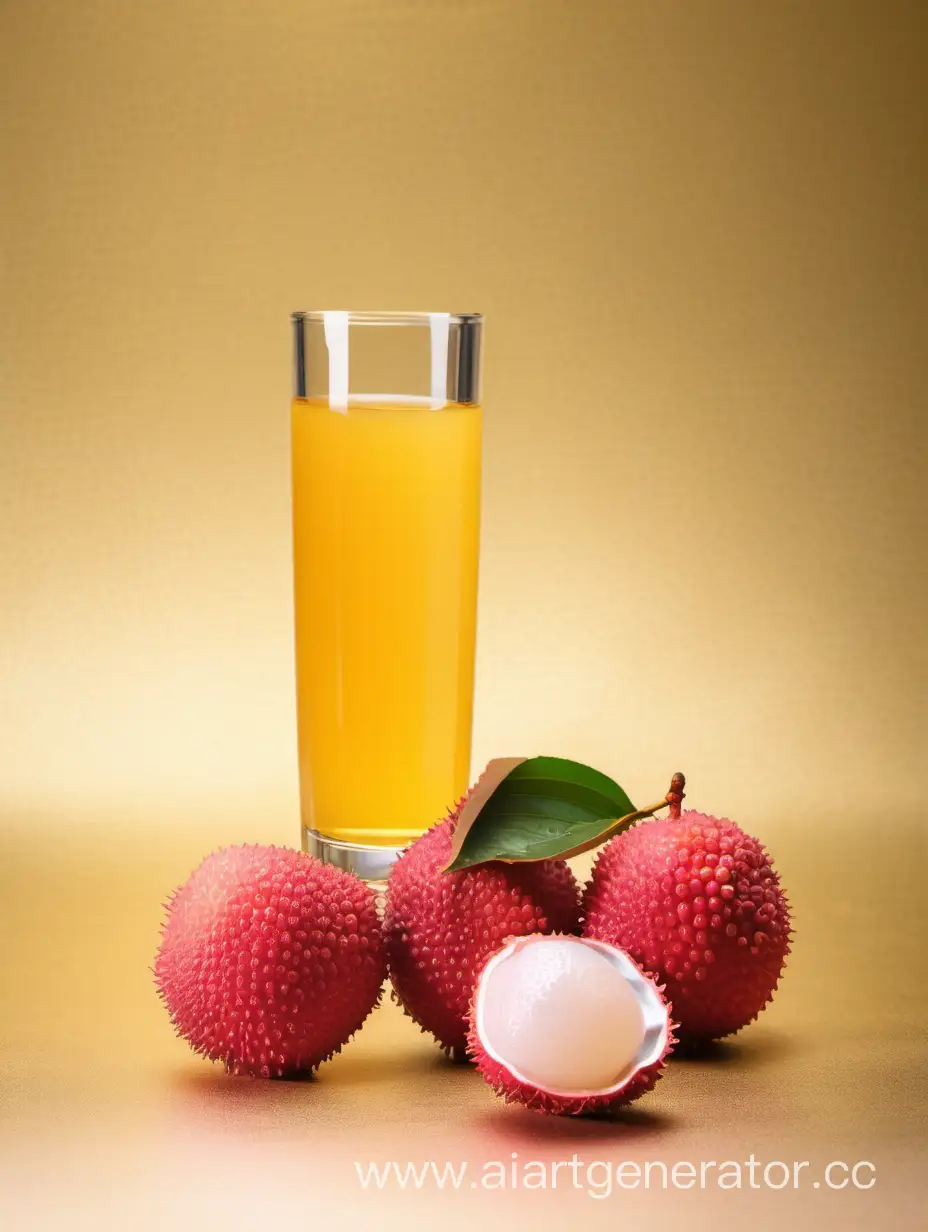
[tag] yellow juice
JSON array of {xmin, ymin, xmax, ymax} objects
[{"xmin": 291, "ymin": 397, "xmax": 482, "ymax": 846}]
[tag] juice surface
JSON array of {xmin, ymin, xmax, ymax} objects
[{"xmin": 291, "ymin": 397, "xmax": 482, "ymax": 846}]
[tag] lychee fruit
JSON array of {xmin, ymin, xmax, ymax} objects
[
  {"xmin": 467, "ymin": 933, "xmax": 674, "ymax": 1115},
  {"xmin": 583, "ymin": 806, "xmax": 791, "ymax": 1041},
  {"xmin": 384, "ymin": 810, "xmax": 581, "ymax": 1056},
  {"xmin": 155, "ymin": 845, "xmax": 385, "ymax": 1077}
]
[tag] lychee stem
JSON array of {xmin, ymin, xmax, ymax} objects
[
  {"xmin": 623, "ymin": 771, "xmax": 685, "ymax": 827},
  {"xmin": 666, "ymin": 772, "xmax": 686, "ymax": 821}
]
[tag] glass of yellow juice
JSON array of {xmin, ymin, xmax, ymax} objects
[{"xmin": 290, "ymin": 311, "xmax": 483, "ymax": 880}]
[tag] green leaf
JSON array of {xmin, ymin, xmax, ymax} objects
[{"xmin": 443, "ymin": 756, "xmax": 637, "ymax": 871}]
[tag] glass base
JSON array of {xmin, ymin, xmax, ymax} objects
[{"xmin": 301, "ymin": 825, "xmax": 406, "ymax": 883}]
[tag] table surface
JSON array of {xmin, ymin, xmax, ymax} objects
[{"xmin": 1, "ymin": 807, "xmax": 924, "ymax": 1231}]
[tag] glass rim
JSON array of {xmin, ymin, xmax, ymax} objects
[{"xmin": 290, "ymin": 310, "xmax": 482, "ymax": 327}]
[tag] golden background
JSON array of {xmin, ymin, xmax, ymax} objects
[{"xmin": 1, "ymin": 1, "xmax": 924, "ymax": 1228}]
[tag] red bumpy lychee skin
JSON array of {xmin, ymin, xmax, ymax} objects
[
  {"xmin": 154, "ymin": 845, "xmax": 385, "ymax": 1077},
  {"xmin": 467, "ymin": 934, "xmax": 675, "ymax": 1116},
  {"xmin": 384, "ymin": 810, "xmax": 582, "ymax": 1056},
  {"xmin": 583, "ymin": 812, "xmax": 791, "ymax": 1041}
]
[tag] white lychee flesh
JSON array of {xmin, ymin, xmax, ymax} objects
[{"xmin": 474, "ymin": 935, "xmax": 668, "ymax": 1095}]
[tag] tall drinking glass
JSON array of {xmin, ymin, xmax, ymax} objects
[{"xmin": 290, "ymin": 311, "xmax": 483, "ymax": 880}]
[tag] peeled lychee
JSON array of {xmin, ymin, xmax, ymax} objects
[
  {"xmin": 467, "ymin": 934, "xmax": 674, "ymax": 1115},
  {"xmin": 384, "ymin": 810, "xmax": 581, "ymax": 1055},
  {"xmin": 584, "ymin": 811, "xmax": 791, "ymax": 1041},
  {"xmin": 155, "ymin": 845, "xmax": 385, "ymax": 1077}
]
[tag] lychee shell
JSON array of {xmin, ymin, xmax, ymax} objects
[
  {"xmin": 155, "ymin": 844, "xmax": 385, "ymax": 1077},
  {"xmin": 384, "ymin": 812, "xmax": 582, "ymax": 1055},
  {"xmin": 583, "ymin": 812, "xmax": 791, "ymax": 1041}
]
